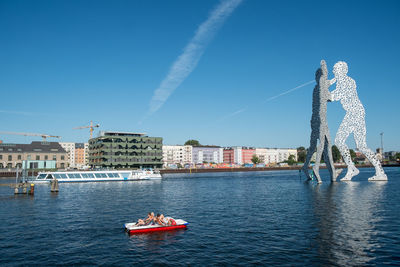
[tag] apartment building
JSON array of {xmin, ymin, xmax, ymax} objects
[
  {"xmin": 60, "ymin": 142, "xmax": 89, "ymax": 168},
  {"xmin": 162, "ymin": 145, "xmax": 192, "ymax": 167},
  {"xmin": 192, "ymin": 146, "xmax": 223, "ymax": 164}
]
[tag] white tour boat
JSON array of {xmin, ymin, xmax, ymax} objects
[{"xmin": 31, "ymin": 169, "xmax": 162, "ymax": 183}]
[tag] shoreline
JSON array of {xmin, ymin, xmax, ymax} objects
[{"xmin": 1, "ymin": 164, "xmax": 398, "ymax": 178}]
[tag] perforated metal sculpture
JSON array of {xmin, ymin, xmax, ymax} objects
[
  {"xmin": 329, "ymin": 61, "xmax": 387, "ymax": 181},
  {"xmin": 303, "ymin": 60, "xmax": 340, "ymax": 183}
]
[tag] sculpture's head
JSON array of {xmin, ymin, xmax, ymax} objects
[{"xmin": 333, "ymin": 61, "xmax": 348, "ymax": 76}]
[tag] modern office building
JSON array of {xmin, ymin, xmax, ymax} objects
[
  {"xmin": 162, "ymin": 145, "xmax": 192, "ymax": 167},
  {"xmin": 60, "ymin": 142, "xmax": 89, "ymax": 169},
  {"xmin": 192, "ymin": 146, "xmax": 223, "ymax": 164},
  {"xmin": 88, "ymin": 131, "xmax": 163, "ymax": 169},
  {"xmin": 0, "ymin": 141, "xmax": 68, "ymax": 169}
]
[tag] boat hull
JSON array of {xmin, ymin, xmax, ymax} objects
[
  {"xmin": 125, "ymin": 219, "xmax": 188, "ymax": 234},
  {"xmin": 126, "ymin": 224, "xmax": 187, "ymax": 234}
]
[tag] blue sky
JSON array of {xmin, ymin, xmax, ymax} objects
[{"xmin": 0, "ymin": 0, "xmax": 399, "ymax": 151}]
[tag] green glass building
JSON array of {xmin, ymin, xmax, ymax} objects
[{"xmin": 89, "ymin": 131, "xmax": 163, "ymax": 169}]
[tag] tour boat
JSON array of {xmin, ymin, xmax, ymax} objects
[
  {"xmin": 31, "ymin": 169, "xmax": 162, "ymax": 183},
  {"xmin": 124, "ymin": 219, "xmax": 189, "ymax": 234}
]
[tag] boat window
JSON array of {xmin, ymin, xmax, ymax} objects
[
  {"xmin": 60, "ymin": 174, "xmax": 68, "ymax": 179},
  {"xmin": 121, "ymin": 172, "xmax": 130, "ymax": 179},
  {"xmin": 106, "ymin": 173, "xmax": 112, "ymax": 178},
  {"xmin": 46, "ymin": 174, "xmax": 53, "ymax": 180},
  {"xmin": 81, "ymin": 173, "xmax": 88, "ymax": 178},
  {"xmin": 67, "ymin": 174, "xmax": 73, "ymax": 178},
  {"xmin": 86, "ymin": 173, "xmax": 95, "ymax": 178},
  {"xmin": 95, "ymin": 173, "xmax": 102, "ymax": 178},
  {"xmin": 112, "ymin": 173, "xmax": 120, "ymax": 178},
  {"xmin": 100, "ymin": 173, "xmax": 107, "ymax": 178},
  {"xmin": 73, "ymin": 173, "xmax": 82, "ymax": 178},
  {"xmin": 38, "ymin": 174, "xmax": 47, "ymax": 179},
  {"xmin": 54, "ymin": 174, "xmax": 62, "ymax": 179}
]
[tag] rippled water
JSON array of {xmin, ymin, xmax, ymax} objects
[{"xmin": 1, "ymin": 167, "xmax": 399, "ymax": 266}]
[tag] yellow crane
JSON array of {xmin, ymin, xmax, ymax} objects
[
  {"xmin": 73, "ymin": 121, "xmax": 100, "ymax": 139},
  {"xmin": 0, "ymin": 131, "xmax": 61, "ymax": 141}
]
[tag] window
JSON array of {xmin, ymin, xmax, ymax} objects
[
  {"xmin": 0, "ymin": 155, "xmax": 2, "ymax": 160},
  {"xmin": 8, "ymin": 155, "xmax": 12, "ymax": 161},
  {"xmin": 53, "ymin": 155, "xmax": 56, "ymax": 160},
  {"xmin": 61, "ymin": 155, "xmax": 65, "ymax": 160},
  {"xmin": 27, "ymin": 155, "xmax": 31, "ymax": 160},
  {"xmin": 18, "ymin": 155, "xmax": 21, "ymax": 160},
  {"xmin": 45, "ymin": 155, "xmax": 48, "ymax": 160},
  {"xmin": 36, "ymin": 155, "xmax": 40, "ymax": 160}
]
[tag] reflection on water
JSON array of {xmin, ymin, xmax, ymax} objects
[
  {"xmin": 128, "ymin": 229, "xmax": 187, "ymax": 251},
  {"xmin": 310, "ymin": 181, "xmax": 387, "ymax": 266}
]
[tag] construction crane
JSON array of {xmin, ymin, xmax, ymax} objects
[
  {"xmin": 73, "ymin": 121, "xmax": 100, "ymax": 139},
  {"xmin": 0, "ymin": 131, "xmax": 61, "ymax": 141}
]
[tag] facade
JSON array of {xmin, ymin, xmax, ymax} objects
[
  {"xmin": 60, "ymin": 142, "xmax": 89, "ymax": 168},
  {"xmin": 0, "ymin": 142, "xmax": 68, "ymax": 169},
  {"xmin": 259, "ymin": 148, "xmax": 298, "ymax": 164},
  {"xmin": 89, "ymin": 131, "xmax": 163, "ymax": 169},
  {"xmin": 192, "ymin": 146, "xmax": 223, "ymax": 164},
  {"xmin": 255, "ymin": 148, "xmax": 267, "ymax": 163},
  {"xmin": 162, "ymin": 145, "xmax": 192, "ymax": 167},
  {"xmin": 223, "ymin": 147, "xmax": 256, "ymax": 165}
]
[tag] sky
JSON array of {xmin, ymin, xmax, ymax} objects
[{"xmin": 0, "ymin": 0, "xmax": 399, "ymax": 151}]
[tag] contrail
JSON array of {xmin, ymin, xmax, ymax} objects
[
  {"xmin": 145, "ymin": 0, "xmax": 243, "ymax": 120},
  {"xmin": 262, "ymin": 80, "xmax": 314, "ymax": 103},
  {"xmin": 218, "ymin": 80, "xmax": 315, "ymax": 122},
  {"xmin": 217, "ymin": 107, "xmax": 247, "ymax": 122}
]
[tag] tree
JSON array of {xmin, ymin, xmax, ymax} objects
[
  {"xmin": 332, "ymin": 145, "xmax": 342, "ymax": 163},
  {"xmin": 184, "ymin": 140, "xmax": 200, "ymax": 146},
  {"xmin": 297, "ymin": 146, "xmax": 306, "ymax": 163},
  {"xmin": 395, "ymin": 153, "xmax": 400, "ymax": 160},
  {"xmin": 287, "ymin": 154, "xmax": 296, "ymax": 165},
  {"xmin": 251, "ymin": 155, "xmax": 261, "ymax": 164}
]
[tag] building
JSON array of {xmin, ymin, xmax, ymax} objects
[
  {"xmin": 162, "ymin": 145, "xmax": 192, "ymax": 167},
  {"xmin": 224, "ymin": 147, "xmax": 256, "ymax": 165},
  {"xmin": 88, "ymin": 131, "xmax": 163, "ymax": 169},
  {"xmin": 263, "ymin": 148, "xmax": 298, "ymax": 164},
  {"xmin": 255, "ymin": 148, "xmax": 267, "ymax": 163},
  {"xmin": 0, "ymin": 141, "xmax": 68, "ymax": 169},
  {"xmin": 60, "ymin": 142, "xmax": 89, "ymax": 169},
  {"xmin": 192, "ymin": 146, "xmax": 223, "ymax": 164}
]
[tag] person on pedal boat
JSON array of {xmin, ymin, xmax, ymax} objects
[{"xmin": 135, "ymin": 212, "xmax": 155, "ymax": 226}]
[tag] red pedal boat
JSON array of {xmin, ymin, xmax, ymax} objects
[{"xmin": 124, "ymin": 219, "xmax": 189, "ymax": 234}]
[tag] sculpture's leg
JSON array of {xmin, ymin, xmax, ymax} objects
[
  {"xmin": 313, "ymin": 137, "xmax": 324, "ymax": 184},
  {"xmin": 335, "ymin": 121, "xmax": 359, "ymax": 181},
  {"xmin": 322, "ymin": 136, "xmax": 341, "ymax": 182},
  {"xmin": 354, "ymin": 124, "xmax": 387, "ymax": 181},
  {"xmin": 303, "ymin": 131, "xmax": 318, "ymax": 180}
]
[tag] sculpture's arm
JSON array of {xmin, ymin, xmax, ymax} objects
[
  {"xmin": 329, "ymin": 82, "xmax": 341, "ymax": 102},
  {"xmin": 329, "ymin": 78, "xmax": 336, "ymax": 86}
]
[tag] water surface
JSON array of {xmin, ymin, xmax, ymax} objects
[{"xmin": 1, "ymin": 168, "xmax": 399, "ymax": 266}]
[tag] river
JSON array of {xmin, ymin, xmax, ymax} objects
[{"xmin": 1, "ymin": 167, "xmax": 399, "ymax": 266}]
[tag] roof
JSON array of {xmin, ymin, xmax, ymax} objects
[
  {"xmin": 99, "ymin": 131, "xmax": 147, "ymax": 137},
  {"xmin": 0, "ymin": 142, "xmax": 67, "ymax": 153}
]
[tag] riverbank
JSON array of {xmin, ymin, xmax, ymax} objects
[{"xmin": 1, "ymin": 163, "xmax": 397, "ymax": 178}]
